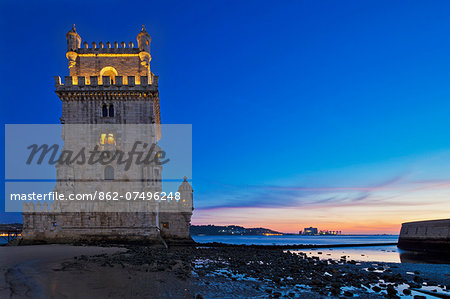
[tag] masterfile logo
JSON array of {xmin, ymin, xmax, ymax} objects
[{"xmin": 5, "ymin": 124, "xmax": 192, "ymax": 212}]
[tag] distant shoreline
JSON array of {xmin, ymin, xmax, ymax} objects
[
  {"xmin": 191, "ymin": 234, "xmax": 399, "ymax": 236},
  {"xmin": 194, "ymin": 242, "xmax": 398, "ymax": 250}
]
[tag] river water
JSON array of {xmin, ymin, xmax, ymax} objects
[{"xmin": 192, "ymin": 235, "xmax": 448, "ymax": 264}]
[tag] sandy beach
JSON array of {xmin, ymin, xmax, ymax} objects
[
  {"xmin": 0, "ymin": 245, "xmax": 202, "ymax": 299},
  {"xmin": 0, "ymin": 244, "xmax": 449, "ymax": 298}
]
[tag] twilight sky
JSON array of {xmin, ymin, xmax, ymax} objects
[{"xmin": 1, "ymin": 0, "xmax": 450, "ymax": 233}]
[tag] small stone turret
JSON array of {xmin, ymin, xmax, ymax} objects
[
  {"xmin": 66, "ymin": 25, "xmax": 81, "ymax": 69},
  {"xmin": 66, "ymin": 24, "xmax": 81, "ymax": 51},
  {"xmin": 178, "ymin": 176, "xmax": 194, "ymax": 210},
  {"xmin": 137, "ymin": 24, "xmax": 151, "ymax": 52},
  {"xmin": 137, "ymin": 25, "xmax": 152, "ymax": 75}
]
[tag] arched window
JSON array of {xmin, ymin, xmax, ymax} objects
[
  {"xmin": 109, "ymin": 105, "xmax": 114, "ymax": 117},
  {"xmin": 100, "ymin": 133, "xmax": 115, "ymax": 145},
  {"xmin": 100, "ymin": 66, "xmax": 118, "ymax": 85},
  {"xmin": 104, "ymin": 166, "xmax": 114, "ymax": 180},
  {"xmin": 102, "ymin": 104, "xmax": 108, "ymax": 117}
]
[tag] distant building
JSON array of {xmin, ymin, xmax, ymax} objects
[
  {"xmin": 303, "ymin": 227, "xmax": 318, "ymax": 235},
  {"xmin": 300, "ymin": 227, "xmax": 342, "ymax": 235},
  {"xmin": 319, "ymin": 230, "xmax": 341, "ymax": 235}
]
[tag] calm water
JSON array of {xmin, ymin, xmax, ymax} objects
[
  {"xmin": 192, "ymin": 234, "xmax": 399, "ymax": 246},
  {"xmin": 192, "ymin": 235, "xmax": 449, "ymax": 264},
  {"xmin": 297, "ymin": 245, "xmax": 401, "ymax": 263}
]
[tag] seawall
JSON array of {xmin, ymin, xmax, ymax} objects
[{"xmin": 398, "ymin": 218, "xmax": 450, "ymax": 253}]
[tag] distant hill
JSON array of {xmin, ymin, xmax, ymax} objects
[
  {"xmin": 0, "ymin": 223, "xmax": 22, "ymax": 230},
  {"xmin": 190, "ymin": 225, "xmax": 284, "ymax": 236}
]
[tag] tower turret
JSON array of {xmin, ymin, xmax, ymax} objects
[
  {"xmin": 137, "ymin": 25, "xmax": 152, "ymax": 76},
  {"xmin": 137, "ymin": 24, "xmax": 151, "ymax": 52},
  {"xmin": 177, "ymin": 176, "xmax": 194, "ymax": 211},
  {"xmin": 66, "ymin": 24, "xmax": 81, "ymax": 51},
  {"xmin": 66, "ymin": 25, "xmax": 81, "ymax": 68}
]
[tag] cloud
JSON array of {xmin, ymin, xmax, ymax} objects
[
  {"xmin": 194, "ymin": 173, "xmax": 450, "ymax": 211},
  {"xmin": 196, "ymin": 184, "xmax": 372, "ymax": 210}
]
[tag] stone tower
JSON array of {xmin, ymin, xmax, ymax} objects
[{"xmin": 21, "ymin": 25, "xmax": 193, "ymax": 243}]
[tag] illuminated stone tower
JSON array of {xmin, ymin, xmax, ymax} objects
[
  {"xmin": 21, "ymin": 25, "xmax": 193, "ymax": 243},
  {"xmin": 62, "ymin": 24, "xmax": 159, "ymax": 126}
]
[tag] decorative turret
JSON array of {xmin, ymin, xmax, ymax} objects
[
  {"xmin": 66, "ymin": 24, "xmax": 81, "ymax": 51},
  {"xmin": 137, "ymin": 24, "xmax": 151, "ymax": 52},
  {"xmin": 177, "ymin": 176, "xmax": 194, "ymax": 210},
  {"xmin": 137, "ymin": 25, "xmax": 152, "ymax": 75},
  {"xmin": 66, "ymin": 25, "xmax": 81, "ymax": 69}
]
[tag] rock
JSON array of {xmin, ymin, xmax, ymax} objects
[
  {"xmin": 402, "ymin": 288, "xmax": 412, "ymax": 295},
  {"xmin": 413, "ymin": 276, "xmax": 423, "ymax": 283},
  {"xmin": 372, "ymin": 286, "xmax": 382, "ymax": 292},
  {"xmin": 273, "ymin": 291, "xmax": 282, "ymax": 298},
  {"xmin": 343, "ymin": 290, "xmax": 353, "ymax": 297},
  {"xmin": 386, "ymin": 286, "xmax": 397, "ymax": 297},
  {"xmin": 330, "ymin": 288, "xmax": 341, "ymax": 296}
]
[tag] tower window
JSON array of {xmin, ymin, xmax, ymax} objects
[
  {"xmin": 100, "ymin": 133, "xmax": 115, "ymax": 145},
  {"xmin": 102, "ymin": 105, "xmax": 108, "ymax": 117},
  {"xmin": 109, "ymin": 105, "xmax": 114, "ymax": 117},
  {"xmin": 104, "ymin": 166, "xmax": 114, "ymax": 180},
  {"xmin": 100, "ymin": 66, "xmax": 118, "ymax": 85}
]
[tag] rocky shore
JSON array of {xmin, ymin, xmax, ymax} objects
[
  {"xmin": 60, "ymin": 245, "xmax": 450, "ymax": 298},
  {"xmin": 1, "ymin": 244, "xmax": 449, "ymax": 298}
]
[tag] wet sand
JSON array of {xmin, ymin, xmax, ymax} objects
[{"xmin": 0, "ymin": 245, "xmax": 126, "ymax": 298}]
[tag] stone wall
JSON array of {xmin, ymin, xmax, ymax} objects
[
  {"xmin": 61, "ymin": 99, "xmax": 156, "ymax": 125},
  {"xmin": 398, "ymin": 218, "xmax": 450, "ymax": 252},
  {"xmin": 22, "ymin": 212, "xmax": 159, "ymax": 243},
  {"xmin": 159, "ymin": 212, "xmax": 192, "ymax": 240},
  {"xmin": 71, "ymin": 54, "xmax": 148, "ymax": 79},
  {"xmin": 22, "ymin": 203, "xmax": 193, "ymax": 244}
]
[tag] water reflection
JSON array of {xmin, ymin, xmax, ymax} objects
[
  {"xmin": 293, "ymin": 245, "xmax": 401, "ymax": 263},
  {"xmin": 293, "ymin": 246, "xmax": 450, "ymax": 265},
  {"xmin": 399, "ymin": 249, "xmax": 450, "ymax": 264}
]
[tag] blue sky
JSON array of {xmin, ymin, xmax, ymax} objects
[{"xmin": 1, "ymin": 0, "xmax": 450, "ymax": 232}]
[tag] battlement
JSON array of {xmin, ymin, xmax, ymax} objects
[
  {"xmin": 55, "ymin": 75, "xmax": 158, "ymax": 91},
  {"xmin": 76, "ymin": 41, "xmax": 140, "ymax": 52},
  {"xmin": 66, "ymin": 25, "xmax": 152, "ymax": 77}
]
